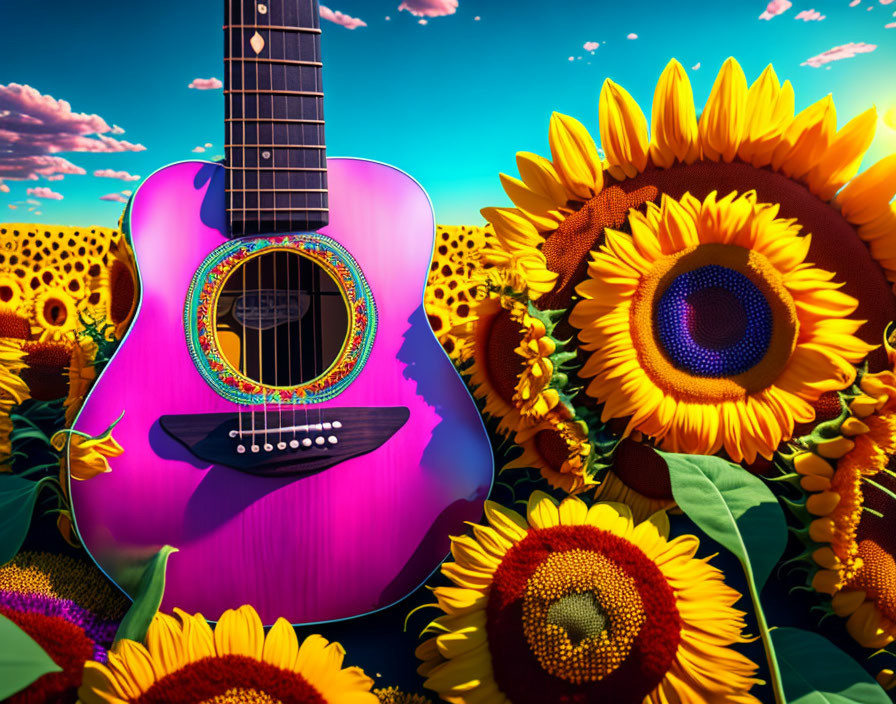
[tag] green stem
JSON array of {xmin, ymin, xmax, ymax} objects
[{"xmin": 745, "ymin": 562, "xmax": 787, "ymax": 704}]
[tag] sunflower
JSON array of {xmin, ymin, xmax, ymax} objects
[
  {"xmin": 79, "ymin": 605, "xmax": 379, "ymax": 704},
  {"xmin": 416, "ymin": 492, "xmax": 761, "ymax": 704},
  {"xmin": 593, "ymin": 437, "xmax": 678, "ymax": 523},
  {"xmin": 96, "ymin": 236, "xmax": 138, "ymax": 340},
  {"xmin": 52, "ymin": 425, "xmax": 123, "ymax": 481},
  {"xmin": 505, "ymin": 413, "xmax": 595, "ymax": 493},
  {"xmin": 794, "ymin": 368, "xmax": 896, "ymax": 649},
  {"xmin": 0, "ymin": 271, "xmax": 26, "ymax": 316},
  {"xmin": 568, "ymin": 190, "xmax": 872, "ymax": 463},
  {"xmin": 0, "ymin": 551, "xmax": 127, "ymax": 703},
  {"xmin": 468, "ymin": 57, "xmax": 896, "ymax": 474},
  {"xmin": 31, "ymin": 284, "xmax": 79, "ymax": 342},
  {"xmin": 452, "ymin": 285, "xmax": 556, "ymax": 435},
  {"xmin": 65, "ymin": 334, "xmax": 98, "ymax": 426}
]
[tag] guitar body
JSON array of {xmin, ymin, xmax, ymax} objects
[{"xmin": 69, "ymin": 157, "xmax": 493, "ymax": 624}]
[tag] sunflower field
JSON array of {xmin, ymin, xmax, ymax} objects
[{"xmin": 3, "ymin": 57, "xmax": 896, "ymax": 704}]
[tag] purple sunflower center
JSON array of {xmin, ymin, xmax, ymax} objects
[{"xmin": 655, "ymin": 264, "xmax": 772, "ymax": 378}]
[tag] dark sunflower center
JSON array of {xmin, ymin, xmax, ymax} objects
[
  {"xmin": 134, "ymin": 654, "xmax": 325, "ymax": 704},
  {"xmin": 487, "ymin": 525, "xmax": 681, "ymax": 704},
  {"xmin": 546, "ymin": 591, "xmax": 608, "ymax": 645},
  {"xmin": 655, "ymin": 264, "xmax": 772, "ymax": 377}
]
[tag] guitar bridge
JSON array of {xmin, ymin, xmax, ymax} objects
[{"xmin": 158, "ymin": 406, "xmax": 409, "ymax": 477}]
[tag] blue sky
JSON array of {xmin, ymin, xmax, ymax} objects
[{"xmin": 1, "ymin": 0, "xmax": 895, "ymax": 228}]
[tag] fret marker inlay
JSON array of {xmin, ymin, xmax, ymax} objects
[{"xmin": 250, "ymin": 31, "xmax": 265, "ymax": 54}]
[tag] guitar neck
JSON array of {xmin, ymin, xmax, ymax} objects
[{"xmin": 224, "ymin": 0, "xmax": 328, "ymax": 237}]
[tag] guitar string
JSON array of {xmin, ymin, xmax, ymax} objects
[
  {"xmin": 241, "ymin": 1, "xmax": 256, "ymax": 449},
  {"xmin": 271, "ymin": 4, "xmax": 282, "ymax": 450},
  {"xmin": 228, "ymin": 0, "xmax": 244, "ymax": 449},
  {"xmin": 296, "ymin": 0, "xmax": 311, "ymax": 446},
  {"xmin": 255, "ymin": 0, "xmax": 269, "ymax": 451},
  {"xmin": 313, "ymin": 5, "xmax": 324, "ymax": 438}
]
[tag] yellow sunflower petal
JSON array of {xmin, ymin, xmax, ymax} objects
[
  {"xmin": 699, "ymin": 57, "xmax": 748, "ymax": 162},
  {"xmin": 527, "ymin": 491, "xmax": 560, "ymax": 529},
  {"xmin": 548, "ymin": 112, "xmax": 603, "ymax": 200},
  {"xmin": 649, "ymin": 58, "xmax": 700, "ymax": 169},
  {"xmin": 806, "ymin": 107, "xmax": 877, "ymax": 201},
  {"xmin": 599, "ymin": 79, "xmax": 650, "ymax": 179},
  {"xmin": 213, "ymin": 604, "xmax": 264, "ymax": 659},
  {"xmin": 262, "ymin": 617, "xmax": 300, "ymax": 670},
  {"xmin": 835, "ymin": 153, "xmax": 896, "ymax": 226}
]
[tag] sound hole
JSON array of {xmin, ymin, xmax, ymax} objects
[{"xmin": 214, "ymin": 250, "xmax": 349, "ymax": 386}]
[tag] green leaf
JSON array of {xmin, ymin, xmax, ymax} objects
[
  {"xmin": 0, "ymin": 475, "xmax": 51, "ymax": 566},
  {"xmin": 773, "ymin": 626, "xmax": 890, "ymax": 704},
  {"xmin": 114, "ymin": 545, "xmax": 178, "ymax": 644},
  {"xmin": 662, "ymin": 451, "xmax": 786, "ymax": 589},
  {"xmin": 663, "ymin": 450, "xmax": 789, "ymax": 704},
  {"xmin": 0, "ymin": 613, "xmax": 62, "ymax": 699}
]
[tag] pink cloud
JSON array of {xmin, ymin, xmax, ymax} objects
[
  {"xmin": 795, "ymin": 9, "xmax": 825, "ymax": 19},
  {"xmin": 99, "ymin": 193, "xmax": 128, "ymax": 203},
  {"xmin": 759, "ymin": 0, "xmax": 792, "ymax": 19},
  {"xmin": 188, "ymin": 77, "xmax": 222, "ymax": 90},
  {"xmin": 850, "ymin": 0, "xmax": 861, "ymax": 5},
  {"xmin": 583, "ymin": 41, "xmax": 599, "ymax": 51},
  {"xmin": 26, "ymin": 186, "xmax": 62, "ymax": 200},
  {"xmin": 110, "ymin": 124, "xmax": 125, "ymax": 134},
  {"xmin": 882, "ymin": 0, "xmax": 895, "ymax": 4},
  {"xmin": 418, "ymin": 18, "xmax": 428, "ymax": 24},
  {"xmin": 626, "ymin": 32, "xmax": 638, "ymax": 39},
  {"xmin": 801, "ymin": 41, "xmax": 877, "ymax": 66},
  {"xmin": 0, "ymin": 83, "xmax": 143, "ymax": 183},
  {"xmin": 192, "ymin": 146, "xmax": 206, "ymax": 153},
  {"xmin": 320, "ymin": 5, "xmax": 367, "ymax": 29},
  {"xmin": 398, "ymin": 0, "xmax": 457, "ymax": 18},
  {"xmin": 94, "ymin": 168, "xmax": 140, "ymax": 181},
  {"xmin": 0, "ymin": 184, "xmax": 8, "ymax": 193},
  {"xmin": 886, "ymin": 20, "xmax": 896, "ymax": 25}
]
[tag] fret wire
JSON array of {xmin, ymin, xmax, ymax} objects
[
  {"xmin": 227, "ymin": 207, "xmax": 328, "ymax": 212},
  {"xmin": 224, "ymin": 24, "xmax": 321, "ymax": 33},
  {"xmin": 225, "ymin": 90, "xmax": 323, "ymax": 98},
  {"xmin": 224, "ymin": 57, "xmax": 323, "ymax": 67},
  {"xmin": 225, "ymin": 89, "xmax": 323, "ymax": 96},
  {"xmin": 226, "ymin": 188, "xmax": 328, "ymax": 192},
  {"xmin": 225, "ymin": 118, "xmax": 325, "ymax": 124},
  {"xmin": 226, "ymin": 144, "xmax": 325, "ymax": 149},
  {"xmin": 225, "ymin": 166, "xmax": 327, "ymax": 171}
]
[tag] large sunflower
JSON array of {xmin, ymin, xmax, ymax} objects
[
  {"xmin": 416, "ymin": 492, "xmax": 761, "ymax": 704},
  {"xmin": 466, "ymin": 56, "xmax": 896, "ymax": 485},
  {"xmin": 79, "ymin": 605, "xmax": 379, "ymax": 704},
  {"xmin": 569, "ymin": 190, "xmax": 872, "ymax": 462}
]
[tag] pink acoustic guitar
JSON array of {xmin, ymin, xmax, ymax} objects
[{"xmin": 69, "ymin": 0, "xmax": 492, "ymax": 624}]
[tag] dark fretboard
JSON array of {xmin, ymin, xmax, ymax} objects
[{"xmin": 224, "ymin": 0, "xmax": 328, "ymax": 237}]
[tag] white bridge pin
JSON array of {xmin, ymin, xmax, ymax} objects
[
  {"xmin": 236, "ymin": 444, "xmax": 246, "ymax": 454},
  {"xmin": 327, "ymin": 435, "xmax": 338, "ymax": 444},
  {"xmin": 264, "ymin": 443, "xmax": 273, "ymax": 452},
  {"xmin": 302, "ymin": 438, "xmax": 313, "ymax": 448},
  {"xmin": 314, "ymin": 436, "xmax": 325, "ymax": 446},
  {"xmin": 289, "ymin": 439, "xmax": 300, "ymax": 449},
  {"xmin": 250, "ymin": 444, "xmax": 260, "ymax": 453},
  {"xmin": 277, "ymin": 441, "xmax": 286, "ymax": 450}
]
